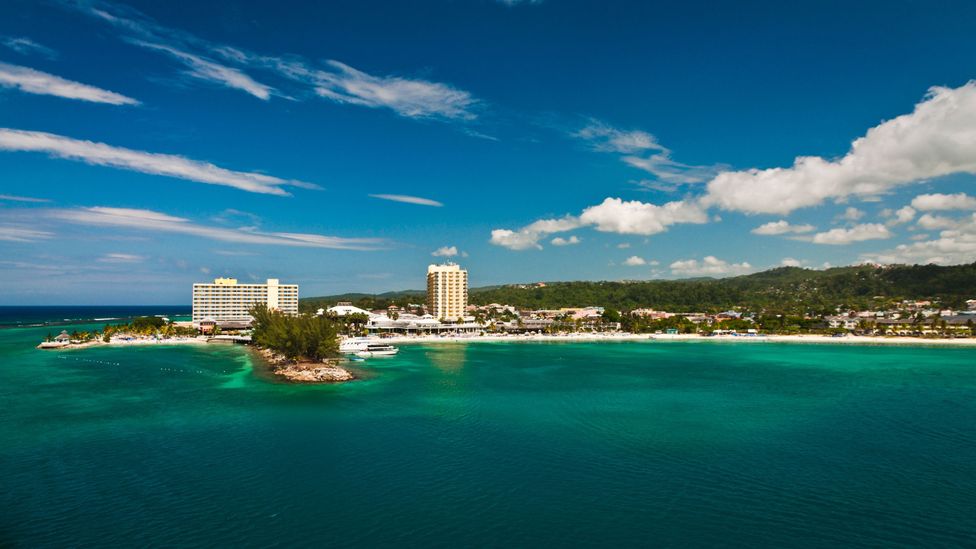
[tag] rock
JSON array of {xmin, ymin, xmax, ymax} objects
[{"xmin": 256, "ymin": 348, "xmax": 354, "ymax": 383}]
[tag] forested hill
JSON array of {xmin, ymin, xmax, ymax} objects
[{"xmin": 300, "ymin": 263, "xmax": 976, "ymax": 314}]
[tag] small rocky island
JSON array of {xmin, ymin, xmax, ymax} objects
[{"xmin": 257, "ymin": 348, "xmax": 354, "ymax": 383}]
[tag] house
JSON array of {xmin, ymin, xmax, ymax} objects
[{"xmin": 54, "ymin": 330, "xmax": 71, "ymax": 343}]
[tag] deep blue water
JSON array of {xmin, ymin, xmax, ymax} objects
[
  {"xmin": 0, "ymin": 305, "xmax": 190, "ymax": 327},
  {"xmin": 1, "ymin": 307, "xmax": 975, "ymax": 547}
]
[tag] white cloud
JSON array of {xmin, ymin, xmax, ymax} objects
[
  {"xmin": 917, "ymin": 213, "xmax": 958, "ymax": 230},
  {"xmin": 47, "ymin": 206, "xmax": 385, "ymax": 250},
  {"xmin": 0, "ymin": 194, "xmax": 50, "ymax": 203},
  {"xmin": 490, "ymin": 216, "xmax": 583, "ymax": 250},
  {"xmin": 575, "ymin": 119, "xmax": 720, "ymax": 188},
  {"xmin": 810, "ymin": 223, "xmax": 892, "ymax": 245},
  {"xmin": 98, "ymin": 253, "xmax": 144, "ymax": 263},
  {"xmin": 616, "ymin": 242, "xmax": 631, "ymax": 249},
  {"xmin": 579, "ymin": 198, "xmax": 708, "ymax": 235},
  {"xmin": 780, "ymin": 258, "xmax": 802, "ymax": 267},
  {"xmin": 0, "ymin": 226, "xmax": 54, "ymax": 242},
  {"xmin": 670, "ymin": 256, "xmax": 751, "ymax": 277},
  {"xmin": 551, "ymin": 235, "xmax": 580, "ymax": 246},
  {"xmin": 1, "ymin": 36, "xmax": 57, "ymax": 59},
  {"xmin": 490, "ymin": 197, "xmax": 707, "ymax": 251},
  {"xmin": 0, "ymin": 62, "xmax": 139, "ymax": 105},
  {"xmin": 864, "ymin": 213, "xmax": 976, "ymax": 265},
  {"xmin": 432, "ymin": 245, "xmax": 459, "ymax": 257},
  {"xmin": 574, "ymin": 120, "xmax": 661, "ymax": 154},
  {"xmin": 131, "ymin": 41, "xmax": 272, "ymax": 100},
  {"xmin": 703, "ymin": 81, "xmax": 976, "ymax": 214},
  {"xmin": 751, "ymin": 220, "xmax": 816, "ymax": 236},
  {"xmin": 910, "ymin": 192, "xmax": 976, "ymax": 211},
  {"xmin": 839, "ymin": 207, "xmax": 865, "ymax": 221},
  {"xmin": 0, "ymin": 128, "xmax": 316, "ymax": 196},
  {"xmin": 883, "ymin": 205, "xmax": 916, "ymax": 225},
  {"xmin": 623, "ymin": 255, "xmax": 646, "ymax": 266},
  {"xmin": 369, "ymin": 194, "xmax": 443, "ymax": 207},
  {"xmin": 314, "ymin": 60, "xmax": 478, "ymax": 120}
]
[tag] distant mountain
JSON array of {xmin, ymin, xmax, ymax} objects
[{"xmin": 300, "ymin": 263, "xmax": 976, "ymax": 314}]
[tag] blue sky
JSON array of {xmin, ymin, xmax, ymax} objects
[{"xmin": 2, "ymin": 0, "xmax": 976, "ymax": 304}]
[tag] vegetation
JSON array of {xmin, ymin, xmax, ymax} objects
[
  {"xmin": 302, "ymin": 263, "xmax": 976, "ymax": 316},
  {"xmin": 102, "ymin": 316, "xmax": 198, "ymax": 339},
  {"xmin": 249, "ymin": 305, "xmax": 340, "ymax": 361}
]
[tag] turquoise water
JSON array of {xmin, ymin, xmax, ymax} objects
[{"xmin": 2, "ymin": 320, "xmax": 975, "ymax": 547}]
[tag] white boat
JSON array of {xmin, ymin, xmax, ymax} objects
[
  {"xmin": 340, "ymin": 338, "xmax": 399, "ymax": 357},
  {"xmin": 355, "ymin": 344, "xmax": 399, "ymax": 358}
]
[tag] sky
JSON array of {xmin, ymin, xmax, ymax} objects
[{"xmin": 2, "ymin": 0, "xmax": 976, "ymax": 304}]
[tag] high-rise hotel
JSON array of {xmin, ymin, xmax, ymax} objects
[
  {"xmin": 192, "ymin": 277, "xmax": 298, "ymax": 327},
  {"xmin": 426, "ymin": 263, "xmax": 468, "ymax": 321}
]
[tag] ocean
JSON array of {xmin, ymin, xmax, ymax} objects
[{"xmin": 1, "ymin": 307, "xmax": 974, "ymax": 547}]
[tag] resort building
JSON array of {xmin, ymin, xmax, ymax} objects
[
  {"xmin": 192, "ymin": 277, "xmax": 298, "ymax": 328},
  {"xmin": 426, "ymin": 263, "xmax": 468, "ymax": 321}
]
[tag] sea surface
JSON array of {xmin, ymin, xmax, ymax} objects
[{"xmin": 1, "ymin": 307, "xmax": 974, "ymax": 547}]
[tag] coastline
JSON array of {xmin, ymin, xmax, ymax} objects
[{"xmin": 371, "ymin": 332, "xmax": 976, "ymax": 347}]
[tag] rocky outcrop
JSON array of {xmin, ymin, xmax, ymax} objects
[{"xmin": 258, "ymin": 348, "xmax": 355, "ymax": 383}]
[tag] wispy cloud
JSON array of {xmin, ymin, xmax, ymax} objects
[
  {"xmin": 0, "ymin": 194, "xmax": 50, "ymax": 203},
  {"xmin": 0, "ymin": 62, "xmax": 139, "ymax": 105},
  {"xmin": 65, "ymin": 1, "xmax": 479, "ymax": 120},
  {"xmin": 130, "ymin": 40, "xmax": 273, "ymax": 100},
  {"xmin": 47, "ymin": 206, "xmax": 387, "ymax": 250},
  {"xmin": 314, "ymin": 60, "xmax": 478, "ymax": 120},
  {"xmin": 0, "ymin": 226, "xmax": 54, "ymax": 242},
  {"xmin": 370, "ymin": 194, "xmax": 444, "ymax": 207},
  {"xmin": 0, "ymin": 128, "xmax": 317, "ymax": 196},
  {"xmin": 1, "ymin": 36, "xmax": 58, "ymax": 59},
  {"xmin": 575, "ymin": 119, "xmax": 722, "ymax": 190},
  {"xmin": 97, "ymin": 252, "xmax": 144, "ymax": 263}
]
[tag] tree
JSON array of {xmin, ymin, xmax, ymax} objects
[{"xmin": 249, "ymin": 305, "xmax": 339, "ymax": 361}]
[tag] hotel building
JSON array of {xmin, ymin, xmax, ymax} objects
[
  {"xmin": 192, "ymin": 277, "xmax": 298, "ymax": 327},
  {"xmin": 426, "ymin": 263, "xmax": 468, "ymax": 321}
]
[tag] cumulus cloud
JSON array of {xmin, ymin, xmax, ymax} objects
[
  {"xmin": 579, "ymin": 198, "xmax": 708, "ymax": 235},
  {"xmin": 369, "ymin": 194, "xmax": 443, "ymax": 207},
  {"xmin": 703, "ymin": 81, "xmax": 976, "ymax": 214},
  {"xmin": 47, "ymin": 206, "xmax": 386, "ymax": 250},
  {"xmin": 432, "ymin": 245, "xmax": 459, "ymax": 257},
  {"xmin": 670, "ymin": 256, "xmax": 752, "ymax": 277},
  {"xmin": 490, "ymin": 197, "xmax": 707, "ymax": 250},
  {"xmin": 810, "ymin": 223, "xmax": 892, "ymax": 245},
  {"xmin": 751, "ymin": 220, "xmax": 816, "ymax": 236},
  {"xmin": 780, "ymin": 258, "xmax": 802, "ymax": 267},
  {"xmin": 0, "ymin": 62, "xmax": 139, "ymax": 105},
  {"xmin": 838, "ymin": 207, "xmax": 865, "ymax": 221},
  {"xmin": 490, "ymin": 216, "xmax": 583, "ymax": 250},
  {"xmin": 916, "ymin": 213, "xmax": 958, "ymax": 230},
  {"xmin": 551, "ymin": 235, "xmax": 580, "ymax": 246},
  {"xmin": 883, "ymin": 205, "xmax": 916, "ymax": 225},
  {"xmin": 623, "ymin": 255, "xmax": 647, "ymax": 266},
  {"xmin": 0, "ymin": 128, "xmax": 315, "ymax": 196},
  {"xmin": 910, "ymin": 192, "xmax": 976, "ymax": 211},
  {"xmin": 864, "ymin": 213, "xmax": 976, "ymax": 265}
]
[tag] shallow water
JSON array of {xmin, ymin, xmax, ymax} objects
[{"xmin": 2, "ymin": 319, "xmax": 975, "ymax": 547}]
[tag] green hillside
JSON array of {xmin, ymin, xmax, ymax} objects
[{"xmin": 300, "ymin": 263, "xmax": 976, "ymax": 314}]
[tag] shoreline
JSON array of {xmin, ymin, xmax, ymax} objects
[{"xmin": 369, "ymin": 332, "xmax": 976, "ymax": 347}]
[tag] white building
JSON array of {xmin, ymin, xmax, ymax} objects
[
  {"xmin": 426, "ymin": 263, "xmax": 468, "ymax": 321},
  {"xmin": 192, "ymin": 277, "xmax": 298, "ymax": 327}
]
